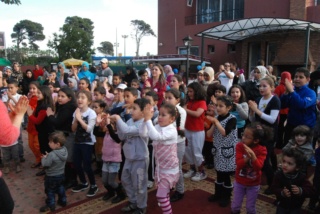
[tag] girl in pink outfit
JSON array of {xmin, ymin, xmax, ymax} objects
[{"xmin": 140, "ymin": 103, "xmax": 179, "ymax": 214}]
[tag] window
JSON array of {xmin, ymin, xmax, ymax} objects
[
  {"xmin": 227, "ymin": 44, "xmax": 236, "ymax": 53},
  {"xmin": 197, "ymin": 0, "xmax": 244, "ymax": 24},
  {"xmin": 178, "ymin": 46, "xmax": 199, "ymax": 56},
  {"xmin": 208, "ymin": 45, "xmax": 215, "ymax": 54}
]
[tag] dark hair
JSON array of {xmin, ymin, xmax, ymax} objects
[
  {"xmin": 292, "ymin": 125, "xmax": 312, "ymax": 143},
  {"xmin": 94, "ymin": 86, "xmax": 106, "ymax": 95},
  {"xmin": 79, "ymin": 78, "xmax": 91, "ymax": 90},
  {"xmin": 245, "ymin": 122, "xmax": 273, "ymax": 146},
  {"xmin": 76, "ymin": 90, "xmax": 93, "ymax": 104},
  {"xmin": 131, "ymin": 79, "xmax": 139, "ymax": 84},
  {"xmin": 93, "ymin": 99, "xmax": 107, "ymax": 110},
  {"xmin": 105, "ymin": 82, "xmax": 114, "ymax": 93},
  {"xmin": 138, "ymin": 69, "xmax": 148, "ymax": 76},
  {"xmin": 215, "ymin": 84, "xmax": 227, "ymax": 94},
  {"xmin": 187, "ymin": 82, "xmax": 206, "ymax": 101},
  {"xmin": 161, "ymin": 103, "xmax": 184, "ymax": 137},
  {"xmin": 134, "ymin": 98, "xmax": 151, "ymax": 111},
  {"xmin": 165, "ymin": 88, "xmax": 185, "ymax": 106},
  {"xmin": 145, "ymin": 90, "xmax": 159, "ymax": 102},
  {"xmin": 172, "ymin": 74, "xmax": 186, "ymax": 95},
  {"xmin": 216, "ymin": 95, "xmax": 233, "ymax": 107},
  {"xmin": 7, "ymin": 79, "xmax": 19, "ymax": 87},
  {"xmin": 29, "ymin": 81, "xmax": 40, "ymax": 89},
  {"xmin": 153, "ymin": 63, "xmax": 166, "ymax": 86},
  {"xmin": 47, "ymin": 82, "xmax": 56, "ymax": 88},
  {"xmin": 126, "ymin": 66, "xmax": 134, "ymax": 74},
  {"xmin": 49, "ymin": 70, "xmax": 56, "ymax": 74},
  {"xmin": 230, "ymin": 62, "xmax": 237, "ymax": 67},
  {"xmin": 25, "ymin": 69, "xmax": 32, "ymax": 73},
  {"xmin": 282, "ymin": 147, "xmax": 306, "ymax": 169},
  {"xmin": 35, "ymin": 85, "xmax": 54, "ymax": 116},
  {"xmin": 124, "ymin": 87, "xmax": 138, "ymax": 97},
  {"xmin": 295, "ymin": 67, "xmax": 310, "ymax": 78},
  {"xmin": 113, "ymin": 73, "xmax": 121, "ymax": 79},
  {"xmin": 49, "ymin": 131, "xmax": 66, "ymax": 146},
  {"xmin": 257, "ymin": 59, "xmax": 265, "ymax": 66},
  {"xmin": 56, "ymin": 87, "xmax": 76, "ymax": 109},
  {"xmin": 228, "ymin": 84, "xmax": 247, "ymax": 103}
]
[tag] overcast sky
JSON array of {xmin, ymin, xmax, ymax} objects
[{"xmin": 0, "ymin": 0, "xmax": 158, "ymax": 56}]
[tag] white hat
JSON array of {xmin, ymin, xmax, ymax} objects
[
  {"xmin": 117, "ymin": 83, "xmax": 127, "ymax": 90},
  {"xmin": 100, "ymin": 58, "xmax": 109, "ymax": 63}
]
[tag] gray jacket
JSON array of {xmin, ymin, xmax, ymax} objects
[
  {"xmin": 42, "ymin": 146, "xmax": 68, "ymax": 176},
  {"xmin": 283, "ymin": 140, "xmax": 314, "ymax": 161},
  {"xmin": 116, "ymin": 118, "xmax": 149, "ymax": 161}
]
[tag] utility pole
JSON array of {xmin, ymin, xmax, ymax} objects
[
  {"xmin": 122, "ymin": 35, "xmax": 128, "ymax": 57},
  {"xmin": 114, "ymin": 28, "xmax": 119, "ymax": 57}
]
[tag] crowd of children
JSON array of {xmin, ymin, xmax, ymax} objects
[{"xmin": 1, "ymin": 61, "xmax": 320, "ymax": 214}]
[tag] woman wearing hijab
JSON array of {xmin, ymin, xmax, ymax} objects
[
  {"xmin": 122, "ymin": 66, "xmax": 138, "ymax": 86},
  {"xmin": 57, "ymin": 62, "xmax": 70, "ymax": 86},
  {"xmin": 164, "ymin": 65, "xmax": 175, "ymax": 85},
  {"xmin": 77, "ymin": 62, "xmax": 96, "ymax": 83}
]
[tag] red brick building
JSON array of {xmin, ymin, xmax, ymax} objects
[{"xmin": 158, "ymin": 0, "xmax": 320, "ymax": 76}]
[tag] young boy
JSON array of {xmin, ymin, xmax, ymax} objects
[
  {"xmin": 214, "ymin": 84, "xmax": 227, "ymax": 97},
  {"xmin": 138, "ymin": 69, "xmax": 149, "ymax": 89},
  {"xmin": 93, "ymin": 87, "xmax": 106, "ymax": 101},
  {"xmin": 44, "ymin": 71, "xmax": 60, "ymax": 91},
  {"xmin": 271, "ymin": 148, "xmax": 315, "ymax": 213},
  {"xmin": 110, "ymin": 98, "xmax": 150, "ymax": 214},
  {"xmin": 113, "ymin": 74, "xmax": 122, "ymax": 89},
  {"xmin": 144, "ymin": 90, "xmax": 159, "ymax": 122},
  {"xmin": 281, "ymin": 67, "xmax": 317, "ymax": 145},
  {"xmin": 131, "ymin": 79, "xmax": 141, "ymax": 98},
  {"xmin": 40, "ymin": 131, "xmax": 68, "ymax": 212}
]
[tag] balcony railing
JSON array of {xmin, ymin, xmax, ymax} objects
[{"xmin": 185, "ymin": 9, "xmax": 244, "ymax": 25}]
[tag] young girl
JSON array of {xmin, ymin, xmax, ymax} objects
[
  {"xmin": 271, "ymin": 148, "xmax": 315, "ymax": 213},
  {"xmin": 248, "ymin": 77, "xmax": 280, "ymax": 194},
  {"xmin": 140, "ymin": 102, "xmax": 179, "ymax": 214},
  {"xmin": 99, "ymin": 112, "xmax": 126, "ymax": 204},
  {"xmin": 78, "ymin": 78, "xmax": 91, "ymax": 91},
  {"xmin": 92, "ymin": 100, "xmax": 107, "ymax": 175},
  {"xmin": 71, "ymin": 90, "xmax": 98, "ymax": 197},
  {"xmin": 183, "ymin": 82, "xmax": 207, "ymax": 182},
  {"xmin": 111, "ymin": 88, "xmax": 125, "ymax": 110},
  {"xmin": 47, "ymin": 82, "xmax": 58, "ymax": 105},
  {"xmin": 228, "ymin": 85, "xmax": 248, "ymax": 139},
  {"xmin": 27, "ymin": 85, "xmax": 55, "ymax": 176},
  {"xmin": 145, "ymin": 63, "xmax": 167, "ymax": 109},
  {"xmin": 169, "ymin": 74, "xmax": 186, "ymax": 105},
  {"xmin": 46, "ymin": 87, "xmax": 77, "ymax": 189},
  {"xmin": 102, "ymin": 78, "xmax": 115, "ymax": 107},
  {"xmin": 110, "ymin": 98, "xmax": 150, "ymax": 214},
  {"xmin": 164, "ymin": 89, "xmax": 186, "ymax": 202},
  {"xmin": 231, "ymin": 123, "xmax": 271, "ymax": 214},
  {"xmin": 26, "ymin": 81, "xmax": 42, "ymax": 168},
  {"xmin": 206, "ymin": 95, "xmax": 238, "ymax": 207}
]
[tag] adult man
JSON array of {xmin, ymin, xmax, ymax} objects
[
  {"xmin": 214, "ymin": 62, "xmax": 234, "ymax": 93},
  {"xmin": 33, "ymin": 64, "xmax": 44, "ymax": 80},
  {"xmin": 145, "ymin": 62, "xmax": 154, "ymax": 77},
  {"xmin": 95, "ymin": 58, "xmax": 113, "ymax": 85}
]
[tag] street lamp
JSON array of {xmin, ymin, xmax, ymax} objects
[
  {"xmin": 183, "ymin": 35, "xmax": 193, "ymax": 85},
  {"xmin": 122, "ymin": 35, "xmax": 128, "ymax": 57},
  {"xmin": 114, "ymin": 42, "xmax": 119, "ymax": 57}
]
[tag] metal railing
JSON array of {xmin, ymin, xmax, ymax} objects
[{"xmin": 185, "ymin": 9, "xmax": 244, "ymax": 25}]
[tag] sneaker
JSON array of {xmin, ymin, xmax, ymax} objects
[
  {"xmin": 170, "ymin": 191, "xmax": 184, "ymax": 202},
  {"xmin": 72, "ymin": 183, "xmax": 89, "ymax": 193},
  {"xmin": 147, "ymin": 181, "xmax": 154, "ymax": 189},
  {"xmin": 86, "ymin": 185, "xmax": 98, "ymax": 197},
  {"xmin": 183, "ymin": 169, "xmax": 196, "ymax": 178},
  {"xmin": 39, "ymin": 205, "xmax": 55, "ymax": 212},
  {"xmin": 191, "ymin": 172, "xmax": 207, "ymax": 181},
  {"xmin": 132, "ymin": 207, "xmax": 146, "ymax": 214},
  {"xmin": 121, "ymin": 202, "xmax": 137, "ymax": 212},
  {"xmin": 20, "ymin": 157, "xmax": 26, "ymax": 163},
  {"xmin": 57, "ymin": 200, "xmax": 67, "ymax": 207}
]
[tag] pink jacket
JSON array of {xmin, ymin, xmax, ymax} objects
[{"xmin": 102, "ymin": 134, "xmax": 122, "ymax": 162}]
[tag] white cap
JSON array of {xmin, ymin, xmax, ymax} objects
[
  {"xmin": 117, "ymin": 83, "xmax": 127, "ymax": 90},
  {"xmin": 100, "ymin": 58, "xmax": 109, "ymax": 63}
]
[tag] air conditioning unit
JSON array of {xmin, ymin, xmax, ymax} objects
[{"xmin": 187, "ymin": 0, "xmax": 193, "ymax": 7}]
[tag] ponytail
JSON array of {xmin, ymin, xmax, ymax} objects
[{"xmin": 175, "ymin": 107, "xmax": 185, "ymax": 137}]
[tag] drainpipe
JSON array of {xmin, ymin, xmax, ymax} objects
[{"xmin": 304, "ymin": 24, "xmax": 310, "ymax": 68}]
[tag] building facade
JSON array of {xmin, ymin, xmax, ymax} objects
[{"xmin": 158, "ymin": 0, "xmax": 320, "ymax": 75}]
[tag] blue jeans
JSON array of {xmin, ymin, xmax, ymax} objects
[
  {"xmin": 73, "ymin": 143, "xmax": 95, "ymax": 185},
  {"xmin": 44, "ymin": 174, "xmax": 66, "ymax": 207}
]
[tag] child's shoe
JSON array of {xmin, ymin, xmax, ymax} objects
[
  {"xmin": 121, "ymin": 202, "xmax": 137, "ymax": 212},
  {"xmin": 39, "ymin": 205, "xmax": 55, "ymax": 212},
  {"xmin": 86, "ymin": 185, "xmax": 98, "ymax": 197},
  {"xmin": 191, "ymin": 171, "xmax": 207, "ymax": 181},
  {"xmin": 57, "ymin": 200, "xmax": 67, "ymax": 207},
  {"xmin": 132, "ymin": 207, "xmax": 146, "ymax": 214},
  {"xmin": 183, "ymin": 169, "xmax": 196, "ymax": 178},
  {"xmin": 72, "ymin": 183, "xmax": 89, "ymax": 192},
  {"xmin": 16, "ymin": 165, "xmax": 22, "ymax": 173}
]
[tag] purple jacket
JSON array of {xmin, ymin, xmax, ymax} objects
[{"xmin": 102, "ymin": 134, "xmax": 122, "ymax": 162}]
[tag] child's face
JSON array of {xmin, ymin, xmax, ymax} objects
[
  {"xmin": 144, "ymin": 95, "xmax": 155, "ymax": 106},
  {"xmin": 131, "ymin": 103, "xmax": 143, "ymax": 121},
  {"xmin": 197, "ymin": 73, "xmax": 204, "ymax": 82},
  {"xmin": 94, "ymin": 92, "xmax": 104, "ymax": 101},
  {"xmin": 140, "ymin": 72, "xmax": 149, "ymax": 82},
  {"xmin": 7, "ymin": 84, "xmax": 18, "ymax": 95},
  {"xmin": 206, "ymin": 106, "xmax": 215, "ymax": 116},
  {"xmin": 294, "ymin": 134, "xmax": 307, "ymax": 146},
  {"xmin": 48, "ymin": 85, "xmax": 55, "ymax": 93},
  {"xmin": 158, "ymin": 107, "xmax": 175, "ymax": 127},
  {"xmin": 141, "ymin": 89, "xmax": 150, "ymax": 98},
  {"xmin": 281, "ymin": 155, "xmax": 298, "ymax": 174},
  {"xmin": 204, "ymin": 72, "xmax": 210, "ymax": 81},
  {"xmin": 187, "ymin": 87, "xmax": 195, "ymax": 100},
  {"xmin": 77, "ymin": 92, "xmax": 90, "ymax": 109},
  {"xmin": 242, "ymin": 128, "xmax": 256, "ymax": 147},
  {"xmin": 230, "ymin": 87, "xmax": 241, "ymax": 102},
  {"xmin": 79, "ymin": 80, "xmax": 89, "ymax": 90},
  {"xmin": 170, "ymin": 77, "xmax": 180, "ymax": 89},
  {"xmin": 29, "ymin": 84, "xmax": 38, "ymax": 96},
  {"xmin": 165, "ymin": 92, "xmax": 179, "ymax": 106},
  {"xmin": 6, "ymin": 69, "xmax": 12, "ymax": 76},
  {"xmin": 214, "ymin": 90, "xmax": 225, "ymax": 97},
  {"xmin": 68, "ymin": 81, "xmax": 75, "ymax": 88},
  {"xmin": 215, "ymin": 100, "xmax": 231, "ymax": 116},
  {"xmin": 259, "ymin": 80, "xmax": 273, "ymax": 97},
  {"xmin": 92, "ymin": 102, "xmax": 104, "ymax": 114},
  {"xmin": 37, "ymin": 90, "xmax": 44, "ymax": 100},
  {"xmin": 293, "ymin": 72, "xmax": 309, "ymax": 88},
  {"xmin": 57, "ymin": 91, "xmax": 71, "ymax": 105},
  {"xmin": 113, "ymin": 76, "xmax": 121, "ymax": 86},
  {"xmin": 48, "ymin": 141, "xmax": 61, "ymax": 150},
  {"xmin": 124, "ymin": 91, "xmax": 136, "ymax": 105},
  {"xmin": 131, "ymin": 82, "xmax": 139, "ymax": 89},
  {"xmin": 26, "ymin": 71, "xmax": 32, "ymax": 78},
  {"xmin": 50, "ymin": 73, "xmax": 56, "ymax": 80}
]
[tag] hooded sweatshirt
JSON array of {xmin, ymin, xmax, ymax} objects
[
  {"xmin": 274, "ymin": 71, "xmax": 291, "ymax": 115},
  {"xmin": 42, "ymin": 146, "xmax": 68, "ymax": 176}
]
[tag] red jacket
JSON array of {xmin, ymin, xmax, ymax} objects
[{"xmin": 235, "ymin": 142, "xmax": 267, "ymax": 186}]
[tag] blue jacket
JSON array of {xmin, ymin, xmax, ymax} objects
[{"xmin": 280, "ymin": 84, "xmax": 316, "ymax": 128}]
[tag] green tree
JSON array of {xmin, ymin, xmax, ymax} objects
[
  {"xmin": 130, "ymin": 19, "xmax": 156, "ymax": 57},
  {"xmin": 47, "ymin": 16, "xmax": 94, "ymax": 61},
  {"xmin": 1, "ymin": 0, "xmax": 21, "ymax": 5},
  {"xmin": 97, "ymin": 41, "xmax": 114, "ymax": 56}
]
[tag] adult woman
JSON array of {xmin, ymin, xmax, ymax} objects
[
  {"xmin": 164, "ymin": 65, "xmax": 175, "ymax": 84},
  {"xmin": 77, "ymin": 62, "xmax": 96, "ymax": 83},
  {"xmin": 0, "ymin": 97, "xmax": 28, "ymax": 213},
  {"xmin": 122, "ymin": 66, "xmax": 138, "ymax": 87}
]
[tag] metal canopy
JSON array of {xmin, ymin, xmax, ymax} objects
[{"xmin": 196, "ymin": 18, "xmax": 320, "ymax": 42}]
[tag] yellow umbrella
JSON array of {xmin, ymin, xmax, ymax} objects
[{"xmin": 62, "ymin": 58, "xmax": 84, "ymax": 67}]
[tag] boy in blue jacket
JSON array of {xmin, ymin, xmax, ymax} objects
[{"xmin": 281, "ymin": 67, "xmax": 316, "ymax": 146}]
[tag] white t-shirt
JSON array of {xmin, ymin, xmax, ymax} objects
[
  {"xmin": 2, "ymin": 93, "xmax": 22, "ymax": 106},
  {"xmin": 72, "ymin": 108, "xmax": 97, "ymax": 145},
  {"xmin": 218, "ymin": 71, "xmax": 234, "ymax": 93}
]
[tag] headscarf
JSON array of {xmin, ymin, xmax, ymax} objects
[
  {"xmin": 255, "ymin": 66, "xmax": 268, "ymax": 80},
  {"xmin": 3, "ymin": 66, "xmax": 12, "ymax": 73},
  {"xmin": 280, "ymin": 71, "xmax": 292, "ymax": 85},
  {"xmin": 81, "ymin": 61, "xmax": 90, "ymax": 71},
  {"xmin": 203, "ymin": 66, "xmax": 215, "ymax": 91},
  {"xmin": 68, "ymin": 77, "xmax": 78, "ymax": 91},
  {"xmin": 57, "ymin": 62, "xmax": 66, "ymax": 79},
  {"xmin": 78, "ymin": 61, "xmax": 96, "ymax": 83}
]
